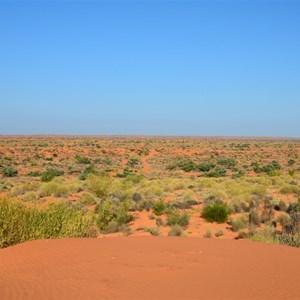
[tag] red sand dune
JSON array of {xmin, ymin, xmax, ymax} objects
[{"xmin": 0, "ymin": 237, "xmax": 299, "ymax": 300}]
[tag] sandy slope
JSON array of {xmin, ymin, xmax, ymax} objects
[{"xmin": 0, "ymin": 237, "xmax": 299, "ymax": 300}]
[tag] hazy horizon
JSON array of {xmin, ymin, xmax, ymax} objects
[{"xmin": 1, "ymin": 0, "xmax": 299, "ymax": 137}]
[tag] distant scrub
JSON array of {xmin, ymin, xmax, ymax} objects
[
  {"xmin": 41, "ymin": 168, "xmax": 64, "ymax": 182},
  {"xmin": 0, "ymin": 198, "xmax": 96, "ymax": 248},
  {"xmin": 1, "ymin": 167, "xmax": 18, "ymax": 177}
]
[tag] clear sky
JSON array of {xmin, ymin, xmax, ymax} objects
[{"xmin": 0, "ymin": 0, "xmax": 299, "ymax": 137}]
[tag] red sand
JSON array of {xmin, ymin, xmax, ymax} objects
[{"xmin": 0, "ymin": 237, "xmax": 299, "ymax": 300}]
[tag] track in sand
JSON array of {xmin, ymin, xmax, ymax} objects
[{"xmin": 0, "ymin": 237, "xmax": 299, "ymax": 300}]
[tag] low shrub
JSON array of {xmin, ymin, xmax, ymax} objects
[
  {"xmin": 277, "ymin": 212, "xmax": 292, "ymax": 227},
  {"xmin": 1, "ymin": 167, "xmax": 18, "ymax": 177},
  {"xmin": 41, "ymin": 168, "xmax": 64, "ymax": 182},
  {"xmin": 168, "ymin": 225, "xmax": 184, "ymax": 236},
  {"xmin": 87, "ymin": 173, "xmax": 112, "ymax": 198},
  {"xmin": 202, "ymin": 203, "xmax": 230, "ymax": 223},
  {"xmin": 230, "ymin": 215, "xmax": 248, "ymax": 232},
  {"xmin": 40, "ymin": 181, "xmax": 69, "ymax": 197},
  {"xmin": 280, "ymin": 185, "xmax": 300, "ymax": 195},
  {"xmin": 96, "ymin": 200, "xmax": 133, "ymax": 233},
  {"xmin": 249, "ymin": 209, "xmax": 261, "ymax": 226},
  {"xmin": 78, "ymin": 192, "xmax": 97, "ymax": 206},
  {"xmin": 203, "ymin": 228, "xmax": 212, "ymax": 238},
  {"xmin": 166, "ymin": 210, "xmax": 190, "ymax": 227},
  {"xmin": 203, "ymin": 167, "xmax": 227, "ymax": 178},
  {"xmin": 215, "ymin": 229, "xmax": 224, "ymax": 237},
  {"xmin": 79, "ymin": 165, "xmax": 98, "ymax": 180},
  {"xmin": 152, "ymin": 199, "xmax": 167, "ymax": 216},
  {"xmin": 144, "ymin": 227, "xmax": 160, "ymax": 236},
  {"xmin": 0, "ymin": 198, "xmax": 96, "ymax": 248}
]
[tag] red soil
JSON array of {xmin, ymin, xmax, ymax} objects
[
  {"xmin": 0, "ymin": 237, "xmax": 299, "ymax": 300},
  {"xmin": 141, "ymin": 149, "xmax": 158, "ymax": 173}
]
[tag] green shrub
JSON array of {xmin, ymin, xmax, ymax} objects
[
  {"xmin": 202, "ymin": 203, "xmax": 230, "ymax": 223},
  {"xmin": 41, "ymin": 168, "xmax": 64, "ymax": 182},
  {"xmin": 166, "ymin": 210, "xmax": 190, "ymax": 227},
  {"xmin": 0, "ymin": 198, "xmax": 96, "ymax": 248},
  {"xmin": 22, "ymin": 192, "xmax": 38, "ymax": 202},
  {"xmin": 217, "ymin": 157, "xmax": 237, "ymax": 168},
  {"xmin": 152, "ymin": 199, "xmax": 166, "ymax": 216},
  {"xmin": 79, "ymin": 165, "xmax": 98, "ymax": 180},
  {"xmin": 40, "ymin": 181, "xmax": 69, "ymax": 197},
  {"xmin": 204, "ymin": 167, "xmax": 226, "ymax": 178},
  {"xmin": 79, "ymin": 192, "xmax": 97, "ymax": 206},
  {"xmin": 27, "ymin": 171, "xmax": 41, "ymax": 177},
  {"xmin": 96, "ymin": 200, "xmax": 133, "ymax": 233},
  {"xmin": 198, "ymin": 162, "xmax": 215, "ymax": 172},
  {"xmin": 75, "ymin": 155, "xmax": 91, "ymax": 164},
  {"xmin": 87, "ymin": 173, "xmax": 112, "ymax": 198},
  {"xmin": 1, "ymin": 167, "xmax": 18, "ymax": 177}
]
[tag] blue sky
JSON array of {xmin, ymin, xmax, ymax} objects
[{"xmin": 0, "ymin": 0, "xmax": 299, "ymax": 137}]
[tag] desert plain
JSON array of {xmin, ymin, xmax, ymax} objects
[{"xmin": 0, "ymin": 135, "xmax": 299, "ymax": 299}]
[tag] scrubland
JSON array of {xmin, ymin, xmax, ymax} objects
[{"xmin": 0, "ymin": 136, "xmax": 299, "ymax": 248}]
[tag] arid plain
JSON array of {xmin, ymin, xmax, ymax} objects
[{"xmin": 0, "ymin": 136, "xmax": 299, "ymax": 299}]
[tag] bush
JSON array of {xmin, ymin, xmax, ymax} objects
[
  {"xmin": 277, "ymin": 212, "xmax": 292, "ymax": 227},
  {"xmin": 27, "ymin": 171, "xmax": 41, "ymax": 177},
  {"xmin": 1, "ymin": 167, "xmax": 18, "ymax": 177},
  {"xmin": 41, "ymin": 168, "xmax": 64, "ymax": 182},
  {"xmin": 215, "ymin": 229, "xmax": 224, "ymax": 237},
  {"xmin": 217, "ymin": 157, "xmax": 237, "ymax": 168},
  {"xmin": 170, "ymin": 199, "xmax": 198, "ymax": 209},
  {"xmin": 198, "ymin": 162, "xmax": 215, "ymax": 172},
  {"xmin": 22, "ymin": 192, "xmax": 38, "ymax": 202},
  {"xmin": 203, "ymin": 167, "xmax": 226, "ymax": 178},
  {"xmin": 78, "ymin": 192, "xmax": 97, "ymax": 206},
  {"xmin": 166, "ymin": 211, "xmax": 190, "ymax": 227},
  {"xmin": 177, "ymin": 160, "xmax": 197, "ymax": 172},
  {"xmin": 203, "ymin": 228, "xmax": 212, "ymax": 238},
  {"xmin": 152, "ymin": 199, "xmax": 166, "ymax": 216},
  {"xmin": 40, "ymin": 181, "xmax": 69, "ymax": 197},
  {"xmin": 79, "ymin": 165, "xmax": 98, "ymax": 180},
  {"xmin": 144, "ymin": 227, "xmax": 160, "ymax": 236},
  {"xmin": 168, "ymin": 225, "xmax": 184, "ymax": 236},
  {"xmin": 280, "ymin": 185, "xmax": 300, "ymax": 195},
  {"xmin": 278, "ymin": 232, "xmax": 300, "ymax": 248},
  {"xmin": 230, "ymin": 215, "xmax": 248, "ymax": 232},
  {"xmin": 75, "ymin": 155, "xmax": 91, "ymax": 164},
  {"xmin": 87, "ymin": 173, "xmax": 112, "ymax": 198},
  {"xmin": 202, "ymin": 203, "xmax": 230, "ymax": 223},
  {"xmin": 96, "ymin": 200, "xmax": 133, "ymax": 233},
  {"xmin": 0, "ymin": 198, "xmax": 96, "ymax": 248},
  {"xmin": 249, "ymin": 209, "xmax": 261, "ymax": 226}
]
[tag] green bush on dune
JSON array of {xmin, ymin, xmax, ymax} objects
[
  {"xmin": 202, "ymin": 203, "xmax": 230, "ymax": 223},
  {"xmin": 0, "ymin": 198, "xmax": 96, "ymax": 248}
]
